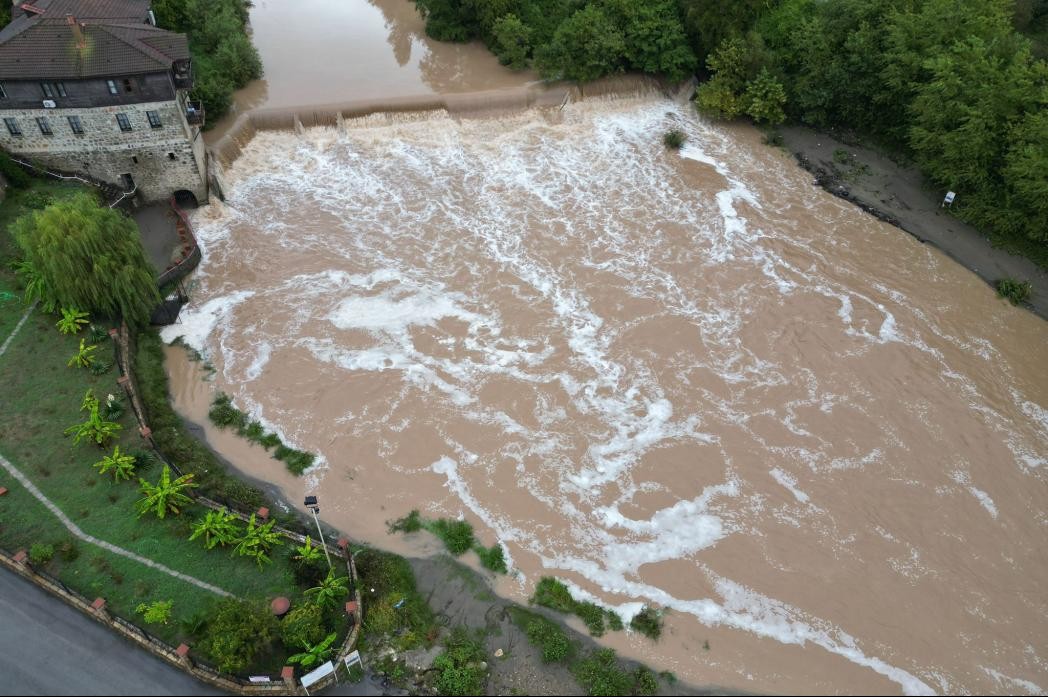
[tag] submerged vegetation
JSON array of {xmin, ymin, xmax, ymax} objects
[
  {"xmin": 390, "ymin": 510, "xmax": 508, "ymax": 574},
  {"xmin": 531, "ymin": 577, "xmax": 623, "ymax": 638},
  {"xmin": 208, "ymin": 392, "xmax": 317, "ymax": 475},
  {"xmin": 997, "ymin": 277, "xmax": 1033, "ymax": 305}
]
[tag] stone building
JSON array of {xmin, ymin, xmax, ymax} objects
[{"xmin": 0, "ymin": 0, "xmax": 207, "ymax": 204}]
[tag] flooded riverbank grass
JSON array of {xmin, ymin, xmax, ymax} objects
[
  {"xmin": 208, "ymin": 391, "xmax": 317, "ymax": 475},
  {"xmin": 391, "ymin": 509, "xmax": 508, "ymax": 574}
]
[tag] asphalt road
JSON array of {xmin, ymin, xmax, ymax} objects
[{"xmin": 0, "ymin": 568, "xmax": 222, "ymax": 696}]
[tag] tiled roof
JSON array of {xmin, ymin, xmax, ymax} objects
[{"xmin": 0, "ymin": 0, "xmax": 188, "ymax": 79}]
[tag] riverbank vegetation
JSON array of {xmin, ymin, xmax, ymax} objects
[
  {"xmin": 151, "ymin": 0, "xmax": 262, "ymax": 124},
  {"xmin": 415, "ymin": 0, "xmax": 1048, "ymax": 267},
  {"xmin": 208, "ymin": 391, "xmax": 318, "ymax": 475},
  {"xmin": 390, "ymin": 509, "xmax": 507, "ymax": 574}
]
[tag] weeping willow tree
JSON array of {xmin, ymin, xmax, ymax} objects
[{"xmin": 13, "ymin": 193, "xmax": 160, "ymax": 324}]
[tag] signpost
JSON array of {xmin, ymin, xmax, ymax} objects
[{"xmin": 300, "ymin": 661, "xmax": 335, "ymax": 695}]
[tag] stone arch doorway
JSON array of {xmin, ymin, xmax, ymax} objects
[{"xmin": 173, "ymin": 189, "xmax": 198, "ymax": 208}]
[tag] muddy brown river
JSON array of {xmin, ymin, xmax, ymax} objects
[{"xmin": 166, "ymin": 2, "xmax": 1048, "ymax": 695}]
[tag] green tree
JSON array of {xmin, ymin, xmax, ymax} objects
[
  {"xmin": 1001, "ymin": 108, "xmax": 1048, "ymax": 242},
  {"xmin": 492, "ymin": 14, "xmax": 531, "ymax": 69},
  {"xmin": 200, "ymin": 599, "xmax": 278, "ymax": 674},
  {"xmin": 12, "ymin": 193, "xmax": 160, "ymax": 325},
  {"xmin": 233, "ymin": 513, "xmax": 283, "ymax": 567},
  {"xmin": 93, "ymin": 445, "xmax": 137, "ymax": 481},
  {"xmin": 677, "ymin": 0, "xmax": 764, "ymax": 60},
  {"xmin": 535, "ymin": 5, "xmax": 626, "ymax": 82},
  {"xmin": 744, "ymin": 68, "xmax": 787, "ymax": 124},
  {"xmin": 695, "ymin": 37, "xmax": 749, "ymax": 118},
  {"xmin": 288, "ymin": 632, "xmax": 338, "ymax": 669},
  {"xmin": 136, "ymin": 465, "xmax": 197, "ymax": 519},
  {"xmin": 190, "ymin": 509, "xmax": 242, "ymax": 549},
  {"xmin": 602, "ymin": 0, "xmax": 696, "ymax": 81},
  {"xmin": 305, "ymin": 570, "xmax": 349, "ymax": 610}
]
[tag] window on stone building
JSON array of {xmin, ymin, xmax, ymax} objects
[
  {"xmin": 36, "ymin": 117, "xmax": 53, "ymax": 136},
  {"xmin": 68, "ymin": 116, "xmax": 84, "ymax": 134},
  {"xmin": 147, "ymin": 110, "xmax": 162, "ymax": 128},
  {"xmin": 0, "ymin": 83, "xmax": 6, "ymax": 99},
  {"xmin": 55, "ymin": 82, "xmax": 67, "ymax": 97},
  {"xmin": 116, "ymin": 113, "xmax": 132, "ymax": 132},
  {"xmin": 167, "ymin": 152, "xmax": 176, "ymax": 161},
  {"xmin": 123, "ymin": 78, "xmax": 133, "ymax": 93},
  {"xmin": 107, "ymin": 79, "xmax": 118, "ymax": 95},
  {"xmin": 4, "ymin": 118, "xmax": 20, "ymax": 136},
  {"xmin": 40, "ymin": 82, "xmax": 54, "ymax": 98}
]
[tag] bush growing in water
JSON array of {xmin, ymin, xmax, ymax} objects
[
  {"xmin": 426, "ymin": 518, "xmax": 476, "ymax": 555},
  {"xmin": 475, "ymin": 543, "xmax": 507, "ymax": 574},
  {"xmin": 208, "ymin": 392, "xmax": 317, "ymax": 475},
  {"xmin": 663, "ymin": 129, "xmax": 686, "ymax": 150},
  {"xmin": 532, "ymin": 576, "xmax": 613, "ymax": 636},
  {"xmin": 629, "ymin": 606, "xmax": 663, "ymax": 641},
  {"xmin": 996, "ymin": 278, "xmax": 1032, "ymax": 305},
  {"xmin": 389, "ymin": 509, "xmax": 424, "ymax": 534}
]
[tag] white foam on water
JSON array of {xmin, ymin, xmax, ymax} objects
[
  {"xmin": 769, "ymin": 467, "xmax": 810, "ymax": 504},
  {"xmin": 951, "ymin": 471, "xmax": 999, "ymax": 519},
  {"xmin": 182, "ymin": 97, "xmax": 1048, "ymax": 697},
  {"xmin": 160, "ymin": 290, "xmax": 255, "ymax": 353},
  {"xmin": 982, "ymin": 667, "xmax": 1046, "ymax": 695}
]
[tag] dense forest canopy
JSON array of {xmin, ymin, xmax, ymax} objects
[{"xmin": 415, "ymin": 0, "xmax": 1048, "ymax": 262}]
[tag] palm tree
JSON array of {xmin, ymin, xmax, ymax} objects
[
  {"xmin": 189, "ymin": 509, "xmax": 241, "ymax": 549},
  {"xmin": 294, "ymin": 536, "xmax": 323, "ymax": 563},
  {"xmin": 233, "ymin": 513, "xmax": 283, "ymax": 568},
  {"xmin": 92, "ymin": 445, "xmax": 136, "ymax": 481},
  {"xmin": 305, "ymin": 571, "xmax": 349, "ymax": 610},
  {"xmin": 136, "ymin": 465, "xmax": 196, "ymax": 519},
  {"xmin": 288, "ymin": 632, "xmax": 338, "ymax": 669}
]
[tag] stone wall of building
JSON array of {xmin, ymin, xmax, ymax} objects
[{"xmin": 0, "ymin": 96, "xmax": 206, "ymax": 202}]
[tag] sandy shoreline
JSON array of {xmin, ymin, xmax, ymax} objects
[{"xmin": 778, "ymin": 125, "xmax": 1048, "ymax": 320}]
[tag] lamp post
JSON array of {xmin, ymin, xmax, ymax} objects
[{"xmin": 304, "ymin": 495, "xmax": 333, "ymax": 570}]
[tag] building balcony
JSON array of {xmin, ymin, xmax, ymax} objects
[
  {"xmin": 173, "ymin": 74, "xmax": 193, "ymax": 89},
  {"xmin": 185, "ymin": 101, "xmax": 205, "ymax": 127}
]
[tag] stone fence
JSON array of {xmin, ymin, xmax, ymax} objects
[{"xmin": 156, "ymin": 197, "xmax": 202, "ymax": 289}]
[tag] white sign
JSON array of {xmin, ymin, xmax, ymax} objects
[
  {"xmin": 300, "ymin": 660, "xmax": 335, "ymax": 690},
  {"xmin": 247, "ymin": 676, "xmax": 271, "ymax": 683},
  {"xmin": 943, "ymin": 191, "xmax": 956, "ymax": 206},
  {"xmin": 343, "ymin": 650, "xmax": 362, "ymax": 669},
  {"xmin": 42, "ymin": 100, "xmax": 56, "ymax": 108}
]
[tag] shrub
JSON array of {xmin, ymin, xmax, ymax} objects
[
  {"xmin": 663, "ymin": 129, "xmax": 686, "ymax": 150},
  {"xmin": 389, "ymin": 509, "xmax": 423, "ymax": 534},
  {"xmin": 199, "ymin": 599, "xmax": 278, "ymax": 674},
  {"xmin": 571, "ymin": 648, "xmax": 632, "ymax": 696},
  {"xmin": 533, "ymin": 576, "xmax": 575, "ymax": 610},
  {"xmin": 525, "ymin": 617, "xmax": 571, "ymax": 663},
  {"xmin": 575, "ymin": 601, "xmax": 607, "ymax": 637},
  {"xmin": 997, "ymin": 278, "xmax": 1032, "ymax": 305},
  {"xmin": 209, "ymin": 393, "xmax": 246, "ymax": 429},
  {"xmin": 605, "ymin": 609, "xmax": 623, "ymax": 631},
  {"xmin": 29, "ymin": 543, "xmax": 55, "ymax": 565},
  {"xmin": 633, "ymin": 666, "xmax": 659, "ymax": 696},
  {"xmin": 291, "ymin": 552, "xmax": 329, "ymax": 588},
  {"xmin": 0, "ymin": 151, "xmax": 30, "ymax": 188},
  {"xmin": 426, "ymin": 518, "xmax": 475, "ymax": 555},
  {"xmin": 136, "ymin": 599, "xmax": 174, "ymax": 625},
  {"xmin": 281, "ymin": 602, "xmax": 326, "ymax": 650},
  {"xmin": 433, "ymin": 626, "xmax": 488, "ymax": 696},
  {"xmin": 629, "ymin": 606, "xmax": 663, "ymax": 641},
  {"xmin": 476, "ymin": 543, "xmax": 507, "ymax": 574},
  {"xmin": 355, "ymin": 547, "xmax": 437, "ymax": 646}
]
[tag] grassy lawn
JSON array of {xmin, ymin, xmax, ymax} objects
[{"xmin": 0, "ymin": 178, "xmax": 345, "ymax": 675}]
